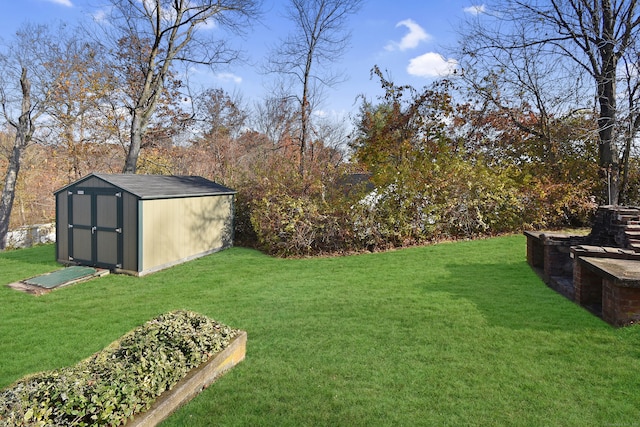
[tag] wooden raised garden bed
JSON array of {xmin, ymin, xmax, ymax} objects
[{"xmin": 128, "ymin": 330, "xmax": 247, "ymax": 426}]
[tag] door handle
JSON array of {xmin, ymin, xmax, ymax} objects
[{"xmin": 91, "ymin": 226, "xmax": 97, "ymax": 234}]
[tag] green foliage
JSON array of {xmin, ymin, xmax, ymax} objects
[
  {"xmin": 226, "ymin": 67, "xmax": 602, "ymax": 257},
  {"xmin": 347, "ymin": 156, "xmax": 526, "ymax": 247},
  {"xmin": 0, "ymin": 310, "xmax": 238, "ymax": 427},
  {"xmin": 518, "ymin": 176, "xmax": 598, "ymax": 229},
  {"xmin": 350, "ymin": 66, "xmax": 455, "ymax": 183},
  {"xmin": 427, "ymin": 159, "xmax": 525, "ymax": 237},
  {"xmin": 242, "ymin": 152, "xmax": 532, "ymax": 256},
  {"xmin": 250, "ymin": 192, "xmax": 347, "ymax": 256},
  {"xmin": 341, "ymin": 67, "xmax": 599, "ymax": 252}
]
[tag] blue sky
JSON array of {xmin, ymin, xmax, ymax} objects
[{"xmin": 0, "ymin": 0, "xmax": 482, "ymax": 119}]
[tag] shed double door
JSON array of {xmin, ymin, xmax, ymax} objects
[{"xmin": 68, "ymin": 189, "xmax": 123, "ymax": 269}]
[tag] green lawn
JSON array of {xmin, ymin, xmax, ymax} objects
[{"xmin": 1, "ymin": 235, "xmax": 639, "ymax": 426}]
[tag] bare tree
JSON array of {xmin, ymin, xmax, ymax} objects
[
  {"xmin": 0, "ymin": 24, "xmax": 65, "ymax": 249},
  {"xmin": 189, "ymin": 88, "xmax": 249, "ymax": 181},
  {"xmin": 44, "ymin": 28, "xmax": 117, "ymax": 181},
  {"xmin": 618, "ymin": 42, "xmax": 640, "ymax": 203},
  {"xmin": 97, "ymin": 0, "xmax": 261, "ymax": 174},
  {"xmin": 264, "ymin": 0, "xmax": 363, "ymax": 178},
  {"xmin": 458, "ymin": 0, "xmax": 640, "ymax": 204},
  {"xmin": 252, "ymin": 94, "xmax": 299, "ymax": 153}
]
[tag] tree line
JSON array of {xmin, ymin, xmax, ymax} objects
[{"xmin": 1, "ymin": 0, "xmax": 640, "ymax": 255}]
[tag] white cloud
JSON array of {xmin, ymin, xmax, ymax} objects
[
  {"xmin": 463, "ymin": 4, "xmax": 486, "ymax": 15},
  {"xmin": 385, "ymin": 19, "xmax": 431, "ymax": 52},
  {"xmin": 215, "ymin": 72, "xmax": 242, "ymax": 84},
  {"xmin": 45, "ymin": 0, "xmax": 73, "ymax": 6},
  {"xmin": 92, "ymin": 9, "xmax": 108, "ymax": 23},
  {"xmin": 198, "ymin": 18, "xmax": 218, "ymax": 30},
  {"xmin": 407, "ymin": 52, "xmax": 458, "ymax": 77}
]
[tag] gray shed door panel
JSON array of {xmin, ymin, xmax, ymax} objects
[
  {"xmin": 72, "ymin": 227, "xmax": 93, "ymax": 261},
  {"xmin": 96, "ymin": 230, "xmax": 119, "ymax": 266},
  {"xmin": 97, "ymin": 195, "xmax": 118, "ymax": 228},
  {"xmin": 68, "ymin": 189, "xmax": 122, "ymax": 269},
  {"xmin": 72, "ymin": 195, "xmax": 92, "ymax": 226}
]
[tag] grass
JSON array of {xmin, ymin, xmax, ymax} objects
[{"xmin": 1, "ymin": 235, "xmax": 640, "ymax": 426}]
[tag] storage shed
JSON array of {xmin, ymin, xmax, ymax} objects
[{"xmin": 55, "ymin": 173, "xmax": 236, "ymax": 276}]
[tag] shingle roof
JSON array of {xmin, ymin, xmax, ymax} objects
[{"xmin": 58, "ymin": 173, "xmax": 236, "ymax": 199}]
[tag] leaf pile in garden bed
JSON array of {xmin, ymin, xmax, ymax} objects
[{"xmin": 0, "ymin": 310, "xmax": 239, "ymax": 426}]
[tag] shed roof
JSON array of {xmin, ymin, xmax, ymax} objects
[{"xmin": 56, "ymin": 173, "xmax": 236, "ymax": 200}]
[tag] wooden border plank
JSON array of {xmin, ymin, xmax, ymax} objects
[{"xmin": 126, "ymin": 330, "xmax": 247, "ymax": 427}]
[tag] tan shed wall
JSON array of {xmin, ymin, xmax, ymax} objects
[{"xmin": 140, "ymin": 195, "xmax": 233, "ymax": 274}]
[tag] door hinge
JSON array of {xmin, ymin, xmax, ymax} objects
[
  {"xmin": 68, "ymin": 224, "xmax": 73, "ymax": 229},
  {"xmin": 116, "ymin": 192, "xmax": 122, "ymax": 198},
  {"xmin": 115, "ymin": 228, "xmax": 122, "ymax": 234}
]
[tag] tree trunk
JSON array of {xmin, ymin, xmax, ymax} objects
[
  {"xmin": 597, "ymin": 77, "xmax": 620, "ymax": 205},
  {"xmin": 0, "ymin": 67, "xmax": 32, "ymax": 249},
  {"xmin": 596, "ymin": 16, "xmax": 620, "ymax": 205},
  {"xmin": 299, "ymin": 94, "xmax": 309, "ymax": 179},
  {"xmin": 299, "ymin": 49, "xmax": 314, "ymax": 180},
  {"xmin": 0, "ymin": 141, "xmax": 24, "ymax": 249},
  {"xmin": 123, "ymin": 112, "xmax": 144, "ymax": 174},
  {"xmin": 619, "ymin": 124, "xmax": 633, "ymax": 205}
]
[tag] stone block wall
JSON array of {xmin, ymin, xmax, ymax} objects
[
  {"xmin": 6, "ymin": 223, "xmax": 56, "ymax": 249},
  {"xmin": 588, "ymin": 205, "xmax": 640, "ymax": 249}
]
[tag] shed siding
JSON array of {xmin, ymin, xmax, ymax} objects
[
  {"xmin": 140, "ymin": 195, "xmax": 233, "ymax": 273},
  {"xmin": 121, "ymin": 192, "xmax": 139, "ymax": 272},
  {"xmin": 56, "ymin": 191, "xmax": 69, "ymax": 262},
  {"xmin": 75, "ymin": 176, "xmax": 115, "ymax": 190}
]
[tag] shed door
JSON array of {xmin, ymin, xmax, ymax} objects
[{"xmin": 68, "ymin": 189, "xmax": 123, "ymax": 269}]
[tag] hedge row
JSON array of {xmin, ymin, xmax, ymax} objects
[
  {"xmin": 0, "ymin": 310, "xmax": 239, "ymax": 427},
  {"xmin": 240, "ymin": 166, "xmax": 597, "ymax": 257}
]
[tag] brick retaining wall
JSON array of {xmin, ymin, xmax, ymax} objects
[
  {"xmin": 602, "ymin": 281, "xmax": 640, "ymax": 327},
  {"xmin": 525, "ymin": 206, "xmax": 640, "ymax": 327}
]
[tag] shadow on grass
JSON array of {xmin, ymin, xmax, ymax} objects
[{"xmin": 417, "ymin": 260, "xmax": 610, "ymax": 332}]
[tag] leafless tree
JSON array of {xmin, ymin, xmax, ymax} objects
[
  {"xmin": 96, "ymin": 0, "xmax": 261, "ymax": 174},
  {"xmin": 43, "ymin": 27, "xmax": 117, "ymax": 181},
  {"xmin": 264, "ymin": 0, "xmax": 363, "ymax": 178},
  {"xmin": 458, "ymin": 0, "xmax": 640, "ymax": 204},
  {"xmin": 618, "ymin": 43, "xmax": 640, "ymax": 203},
  {"xmin": 251, "ymin": 94, "xmax": 299, "ymax": 151},
  {"xmin": 0, "ymin": 24, "xmax": 66, "ymax": 249}
]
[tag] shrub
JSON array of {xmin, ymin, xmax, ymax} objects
[
  {"xmin": 234, "ymin": 147, "xmax": 597, "ymax": 257},
  {"xmin": 250, "ymin": 193, "xmax": 345, "ymax": 256},
  {"xmin": 519, "ymin": 177, "xmax": 597, "ymax": 229},
  {"xmin": 347, "ymin": 159, "xmax": 528, "ymax": 249},
  {"xmin": 0, "ymin": 310, "xmax": 238, "ymax": 427}
]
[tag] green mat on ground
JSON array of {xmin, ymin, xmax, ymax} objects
[{"xmin": 24, "ymin": 266, "xmax": 98, "ymax": 289}]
